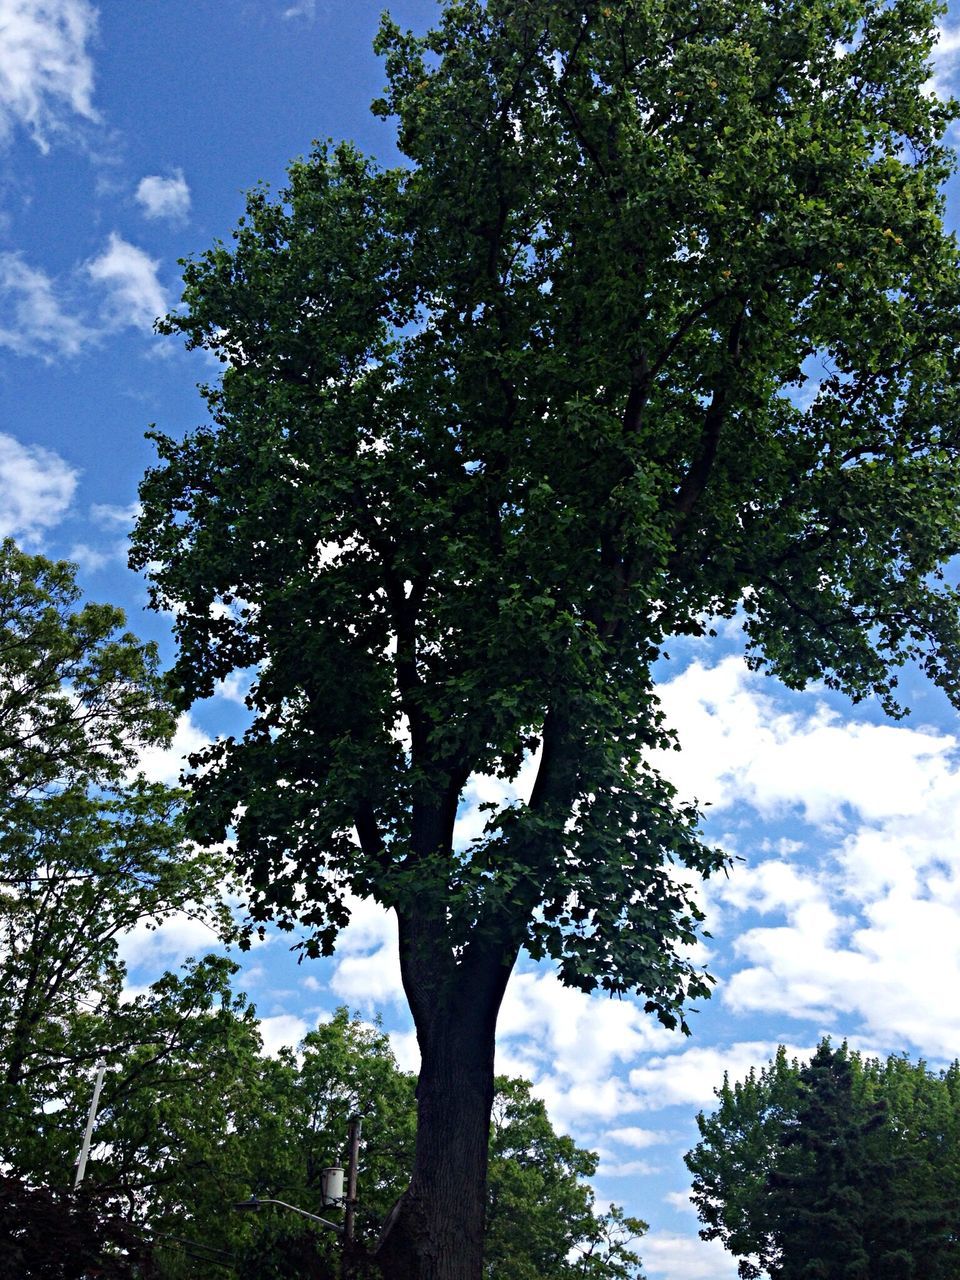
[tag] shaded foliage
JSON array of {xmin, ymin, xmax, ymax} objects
[{"xmin": 0, "ymin": 1175, "xmax": 155, "ymax": 1280}]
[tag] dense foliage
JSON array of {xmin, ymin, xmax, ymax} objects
[
  {"xmin": 6, "ymin": 999, "xmax": 646, "ymax": 1279},
  {"xmin": 0, "ymin": 1176, "xmax": 155, "ymax": 1280},
  {"xmin": 686, "ymin": 1041, "xmax": 960, "ymax": 1278}
]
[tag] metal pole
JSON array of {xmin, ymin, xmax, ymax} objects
[
  {"xmin": 74, "ymin": 1059, "xmax": 107, "ymax": 1188},
  {"xmin": 235, "ymin": 1197, "xmax": 342, "ymax": 1232},
  {"xmin": 344, "ymin": 1115, "xmax": 361, "ymax": 1255}
]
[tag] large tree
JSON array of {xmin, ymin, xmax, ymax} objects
[
  {"xmin": 132, "ymin": 0, "xmax": 960, "ymax": 1275},
  {"xmin": 686, "ymin": 1042, "xmax": 960, "ymax": 1278}
]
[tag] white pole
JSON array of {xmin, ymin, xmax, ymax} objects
[{"xmin": 74, "ymin": 1059, "xmax": 107, "ymax": 1189}]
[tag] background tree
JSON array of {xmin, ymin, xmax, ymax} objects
[
  {"xmin": 0, "ymin": 538, "xmax": 171, "ymax": 800},
  {"xmin": 6, "ymin": 997, "xmax": 644, "ymax": 1279},
  {"xmin": 0, "ymin": 1175, "xmax": 155, "ymax": 1280},
  {"xmin": 686, "ymin": 1041, "xmax": 960, "ymax": 1278},
  {"xmin": 132, "ymin": 0, "xmax": 960, "ymax": 1275},
  {"xmin": 0, "ymin": 539, "xmax": 233, "ymax": 1179}
]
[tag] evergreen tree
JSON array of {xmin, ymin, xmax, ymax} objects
[{"xmin": 687, "ymin": 1042, "xmax": 960, "ymax": 1279}]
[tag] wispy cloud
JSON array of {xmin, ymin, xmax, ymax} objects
[
  {"xmin": 0, "ymin": 430, "xmax": 76, "ymax": 542},
  {"xmin": 0, "ymin": 0, "xmax": 100, "ymax": 151},
  {"xmin": 282, "ymin": 0, "xmax": 316, "ymax": 19},
  {"xmin": 928, "ymin": 24, "xmax": 960, "ymax": 100},
  {"xmin": 0, "ymin": 252, "xmax": 89, "ymax": 359},
  {"xmin": 135, "ymin": 169, "xmax": 190, "ymax": 222},
  {"xmin": 90, "ymin": 500, "xmax": 140, "ymax": 529},
  {"xmin": 86, "ymin": 233, "xmax": 168, "ymax": 332}
]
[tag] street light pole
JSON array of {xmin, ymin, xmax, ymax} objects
[
  {"xmin": 233, "ymin": 1196, "xmax": 343, "ymax": 1233},
  {"xmin": 74, "ymin": 1059, "xmax": 107, "ymax": 1189}
]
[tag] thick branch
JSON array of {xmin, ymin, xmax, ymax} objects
[{"xmin": 672, "ymin": 305, "xmax": 746, "ymax": 522}]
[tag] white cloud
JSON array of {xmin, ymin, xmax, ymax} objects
[
  {"xmin": 90, "ymin": 500, "xmax": 140, "ymax": 528},
  {"xmin": 0, "ymin": 252, "xmax": 89, "ymax": 359},
  {"xmin": 495, "ymin": 969, "xmax": 679, "ymax": 1130},
  {"xmin": 595, "ymin": 1156, "xmax": 659, "ymax": 1177},
  {"xmin": 0, "ymin": 0, "xmax": 99, "ymax": 152},
  {"xmin": 657, "ymin": 655, "xmax": 960, "ymax": 1060},
  {"xmin": 0, "ymin": 430, "xmax": 76, "ymax": 541},
  {"xmin": 627, "ymin": 1041, "xmax": 815, "ymax": 1111},
  {"xmin": 282, "ymin": 0, "xmax": 316, "ymax": 18},
  {"xmin": 136, "ymin": 712, "xmax": 210, "ymax": 786},
  {"xmin": 214, "ymin": 669, "xmax": 255, "ymax": 707},
  {"xmin": 328, "ymin": 895, "xmax": 403, "ymax": 1007},
  {"xmin": 136, "ymin": 170, "xmax": 191, "ymax": 222},
  {"xmin": 86, "ymin": 234, "xmax": 167, "ymax": 332},
  {"xmin": 259, "ymin": 1013, "xmax": 309, "ymax": 1056},
  {"xmin": 603, "ymin": 1126, "xmax": 670, "ymax": 1149},
  {"xmin": 641, "ymin": 1231, "xmax": 740, "ymax": 1280},
  {"xmin": 656, "ymin": 656, "xmax": 954, "ymax": 825},
  {"xmin": 388, "ymin": 1028, "xmax": 420, "ymax": 1074},
  {"xmin": 66, "ymin": 541, "xmax": 111, "ymax": 572},
  {"xmin": 929, "ymin": 25, "xmax": 960, "ymax": 99},
  {"xmin": 664, "ymin": 1188, "xmax": 697, "ymax": 1213},
  {"xmin": 118, "ymin": 909, "xmax": 223, "ymax": 973}
]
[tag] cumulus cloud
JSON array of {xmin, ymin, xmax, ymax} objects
[
  {"xmin": 494, "ymin": 969, "xmax": 678, "ymax": 1130},
  {"xmin": 0, "ymin": 252, "xmax": 89, "ymax": 359},
  {"xmin": 627, "ymin": 1040, "xmax": 815, "ymax": 1111},
  {"xmin": 655, "ymin": 655, "xmax": 954, "ymax": 825},
  {"xmin": 656, "ymin": 655, "xmax": 960, "ymax": 1060},
  {"xmin": 929, "ymin": 24, "xmax": 960, "ymax": 100},
  {"xmin": 135, "ymin": 169, "xmax": 191, "ymax": 222},
  {"xmin": 641, "ymin": 1231, "xmax": 740, "ymax": 1280},
  {"xmin": 0, "ymin": 430, "xmax": 76, "ymax": 541},
  {"xmin": 86, "ymin": 234, "xmax": 168, "ymax": 332},
  {"xmin": 328, "ymin": 895, "xmax": 403, "ymax": 1007},
  {"xmin": 0, "ymin": 0, "xmax": 99, "ymax": 151},
  {"xmin": 259, "ymin": 1013, "xmax": 310, "ymax": 1056}
]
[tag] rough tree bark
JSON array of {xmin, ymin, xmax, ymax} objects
[{"xmin": 375, "ymin": 912, "xmax": 516, "ymax": 1280}]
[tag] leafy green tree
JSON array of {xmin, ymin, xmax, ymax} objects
[
  {"xmin": 686, "ymin": 1042, "xmax": 960, "ymax": 1278},
  {"xmin": 5, "ymin": 989, "xmax": 645, "ymax": 1280},
  {"xmin": 0, "ymin": 782, "xmax": 229, "ymax": 1099},
  {"xmin": 485, "ymin": 1079, "xmax": 645, "ymax": 1280},
  {"xmin": 0, "ymin": 538, "xmax": 171, "ymax": 799},
  {"xmin": 0, "ymin": 540, "xmax": 234, "ymax": 1181},
  {"xmin": 221, "ymin": 1015, "xmax": 644, "ymax": 1280},
  {"xmin": 132, "ymin": 0, "xmax": 960, "ymax": 1274}
]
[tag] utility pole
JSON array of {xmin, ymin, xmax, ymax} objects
[
  {"xmin": 74, "ymin": 1060, "xmax": 107, "ymax": 1188},
  {"xmin": 342, "ymin": 1115, "xmax": 362, "ymax": 1277}
]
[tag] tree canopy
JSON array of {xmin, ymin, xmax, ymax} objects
[
  {"xmin": 686, "ymin": 1041, "xmax": 960, "ymax": 1278},
  {"xmin": 135, "ymin": 0, "xmax": 960, "ymax": 1011},
  {"xmin": 130, "ymin": 0, "xmax": 960, "ymax": 1273}
]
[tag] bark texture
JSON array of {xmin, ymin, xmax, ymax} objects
[{"xmin": 374, "ymin": 913, "xmax": 514, "ymax": 1280}]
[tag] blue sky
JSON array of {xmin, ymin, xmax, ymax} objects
[{"xmin": 5, "ymin": 3, "xmax": 960, "ymax": 1276}]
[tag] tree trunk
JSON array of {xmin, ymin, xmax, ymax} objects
[{"xmin": 374, "ymin": 932, "xmax": 512, "ymax": 1280}]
